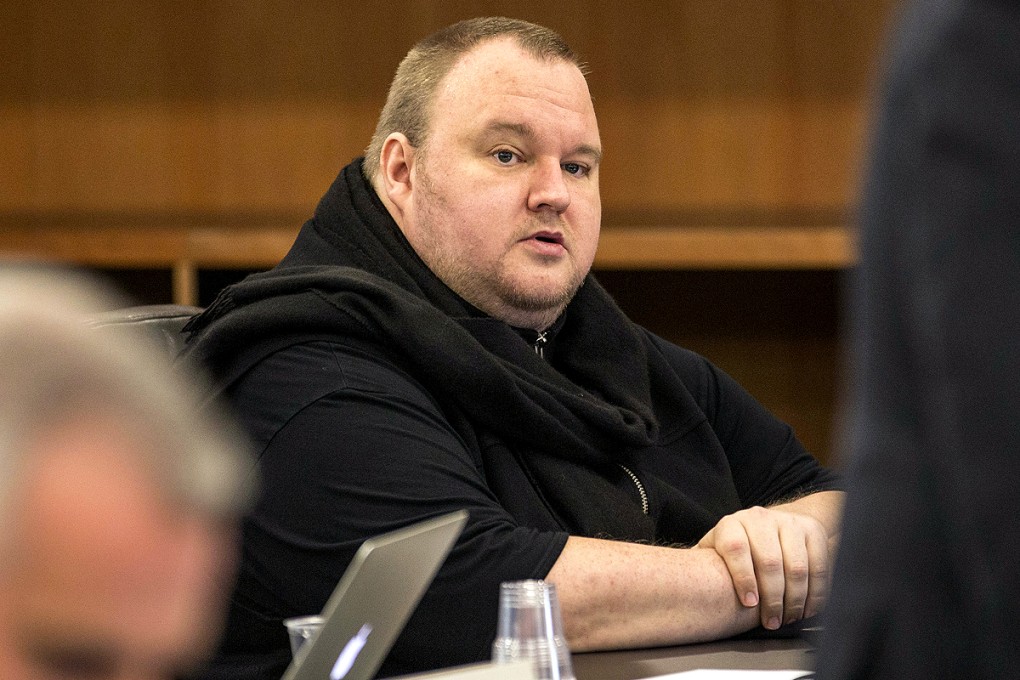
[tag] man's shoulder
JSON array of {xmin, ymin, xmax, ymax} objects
[
  {"xmin": 227, "ymin": 336, "xmax": 451, "ymax": 454},
  {"xmin": 639, "ymin": 328, "xmax": 715, "ymax": 381},
  {"xmin": 235, "ymin": 336, "xmax": 432, "ymax": 403},
  {"xmin": 637, "ymin": 327, "xmax": 746, "ymax": 417}
]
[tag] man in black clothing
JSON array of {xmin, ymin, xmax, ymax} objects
[
  {"xmin": 815, "ymin": 1, "xmax": 1020, "ymax": 678},
  {"xmin": 185, "ymin": 17, "xmax": 843, "ymax": 679}
]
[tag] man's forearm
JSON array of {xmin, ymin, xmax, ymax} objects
[
  {"xmin": 545, "ymin": 535, "xmax": 760, "ymax": 651},
  {"xmin": 545, "ymin": 491, "xmax": 845, "ymax": 651}
]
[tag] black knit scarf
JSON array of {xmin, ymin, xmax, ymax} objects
[{"xmin": 184, "ymin": 160, "xmax": 694, "ymax": 540}]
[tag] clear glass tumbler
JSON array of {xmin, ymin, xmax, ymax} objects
[
  {"xmin": 283, "ymin": 614, "xmax": 325, "ymax": 658},
  {"xmin": 491, "ymin": 580, "xmax": 575, "ymax": 680}
]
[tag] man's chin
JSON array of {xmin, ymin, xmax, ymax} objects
[
  {"xmin": 495, "ymin": 287, "xmax": 579, "ymax": 327},
  {"xmin": 512, "ymin": 277, "xmax": 578, "ymax": 305}
]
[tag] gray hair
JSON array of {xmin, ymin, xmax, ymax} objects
[
  {"xmin": 362, "ymin": 16, "xmax": 585, "ymax": 180},
  {"xmin": 0, "ymin": 268, "xmax": 254, "ymax": 535}
]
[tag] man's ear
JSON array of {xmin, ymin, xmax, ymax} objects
[{"xmin": 378, "ymin": 133, "xmax": 417, "ymax": 217}]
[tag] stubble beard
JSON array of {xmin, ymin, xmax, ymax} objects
[{"xmin": 413, "ymin": 166, "xmax": 586, "ymax": 328}]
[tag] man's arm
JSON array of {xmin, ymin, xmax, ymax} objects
[
  {"xmin": 547, "ymin": 536, "xmax": 757, "ymax": 650},
  {"xmin": 547, "ymin": 489, "xmax": 843, "ymax": 651},
  {"xmin": 652, "ymin": 340, "xmax": 845, "ymax": 633}
]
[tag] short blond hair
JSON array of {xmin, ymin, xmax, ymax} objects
[{"xmin": 362, "ymin": 17, "xmax": 585, "ymax": 180}]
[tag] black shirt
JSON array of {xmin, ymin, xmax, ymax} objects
[{"xmin": 203, "ymin": 331, "xmax": 836, "ymax": 679}]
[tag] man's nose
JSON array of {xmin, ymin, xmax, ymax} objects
[{"xmin": 527, "ymin": 160, "xmax": 571, "ymax": 214}]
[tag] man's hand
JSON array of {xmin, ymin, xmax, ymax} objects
[{"xmin": 697, "ymin": 504, "xmax": 831, "ymax": 630}]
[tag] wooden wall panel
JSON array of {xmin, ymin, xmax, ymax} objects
[
  {"xmin": 2, "ymin": 0, "xmax": 899, "ymax": 221},
  {"xmin": 583, "ymin": 1, "xmax": 892, "ymax": 213},
  {"xmin": 0, "ymin": 0, "xmax": 33, "ymax": 209}
]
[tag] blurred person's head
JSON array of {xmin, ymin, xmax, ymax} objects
[{"xmin": 0, "ymin": 269, "xmax": 253, "ymax": 680}]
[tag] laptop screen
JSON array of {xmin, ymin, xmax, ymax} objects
[{"xmin": 282, "ymin": 510, "xmax": 468, "ymax": 680}]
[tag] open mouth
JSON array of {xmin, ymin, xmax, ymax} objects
[{"xmin": 532, "ymin": 232, "xmax": 564, "ymax": 246}]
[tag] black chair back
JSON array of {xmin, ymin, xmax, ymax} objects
[{"xmin": 87, "ymin": 304, "xmax": 202, "ymax": 359}]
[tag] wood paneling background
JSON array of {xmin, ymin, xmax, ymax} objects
[
  {"xmin": 1, "ymin": 1, "xmax": 904, "ymax": 462},
  {"xmin": 1, "ymin": 0, "xmax": 897, "ymax": 220}
]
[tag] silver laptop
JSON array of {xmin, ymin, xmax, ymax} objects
[{"xmin": 282, "ymin": 510, "xmax": 468, "ymax": 680}]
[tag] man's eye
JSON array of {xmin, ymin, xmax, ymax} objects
[
  {"xmin": 494, "ymin": 150, "xmax": 516, "ymax": 164},
  {"xmin": 563, "ymin": 162, "xmax": 588, "ymax": 177}
]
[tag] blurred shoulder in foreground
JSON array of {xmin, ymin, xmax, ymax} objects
[{"xmin": 816, "ymin": 1, "xmax": 1020, "ymax": 678}]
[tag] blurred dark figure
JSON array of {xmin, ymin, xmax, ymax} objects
[{"xmin": 817, "ymin": 0, "xmax": 1020, "ymax": 678}]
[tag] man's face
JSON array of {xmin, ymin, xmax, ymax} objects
[
  {"xmin": 0, "ymin": 417, "xmax": 235, "ymax": 680},
  {"xmin": 400, "ymin": 39, "xmax": 603, "ymax": 330}
]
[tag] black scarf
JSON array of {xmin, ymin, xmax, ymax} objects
[{"xmin": 184, "ymin": 160, "xmax": 702, "ymax": 541}]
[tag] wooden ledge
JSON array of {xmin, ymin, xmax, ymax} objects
[
  {"xmin": 595, "ymin": 224, "xmax": 855, "ymax": 270},
  {"xmin": 2, "ymin": 220, "xmax": 855, "ymax": 304}
]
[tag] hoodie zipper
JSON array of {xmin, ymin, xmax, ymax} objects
[
  {"xmin": 533, "ymin": 331, "xmax": 548, "ymax": 358},
  {"xmin": 530, "ymin": 329, "xmax": 644, "ymax": 513},
  {"xmin": 618, "ymin": 465, "xmax": 649, "ymax": 515}
]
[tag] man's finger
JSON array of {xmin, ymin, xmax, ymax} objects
[
  {"xmin": 700, "ymin": 520, "xmax": 759, "ymax": 608},
  {"xmin": 744, "ymin": 516, "xmax": 785, "ymax": 630},
  {"xmin": 778, "ymin": 525, "xmax": 811, "ymax": 626},
  {"xmin": 802, "ymin": 522, "xmax": 830, "ymax": 620}
]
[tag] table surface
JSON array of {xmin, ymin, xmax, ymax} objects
[{"xmin": 572, "ymin": 637, "xmax": 814, "ymax": 680}]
